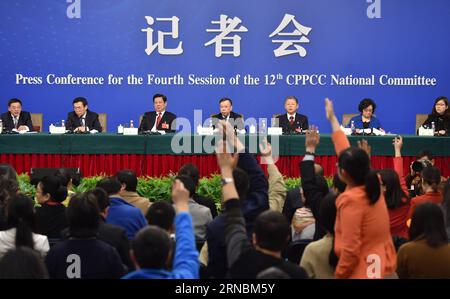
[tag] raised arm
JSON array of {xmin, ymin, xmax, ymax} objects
[
  {"xmin": 260, "ymin": 139, "xmax": 286, "ymax": 213},
  {"xmin": 392, "ymin": 136, "xmax": 409, "ymax": 196},
  {"xmin": 215, "ymin": 137, "xmax": 252, "ymax": 268},
  {"xmin": 171, "ymin": 179, "xmax": 200, "ymax": 278},
  {"xmin": 325, "ymin": 98, "xmax": 350, "ymax": 155}
]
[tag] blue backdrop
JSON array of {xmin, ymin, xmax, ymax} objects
[{"xmin": 1, "ymin": 0, "xmax": 449, "ymax": 133}]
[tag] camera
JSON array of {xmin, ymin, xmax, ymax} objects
[{"xmin": 411, "ymin": 159, "xmax": 432, "ymax": 173}]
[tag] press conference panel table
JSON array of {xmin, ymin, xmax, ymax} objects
[{"xmin": 0, "ymin": 133, "xmax": 449, "ymax": 177}]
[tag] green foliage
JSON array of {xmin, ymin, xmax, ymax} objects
[
  {"xmin": 197, "ymin": 174, "xmax": 223, "ymax": 212},
  {"xmin": 16, "ymin": 173, "xmax": 334, "ymax": 212},
  {"xmin": 17, "ymin": 173, "xmax": 36, "ymax": 197},
  {"xmin": 136, "ymin": 175, "xmax": 175, "ymax": 202},
  {"xmin": 72, "ymin": 176, "xmax": 105, "ymax": 193},
  {"xmin": 284, "ymin": 177, "xmax": 301, "ymax": 190}
]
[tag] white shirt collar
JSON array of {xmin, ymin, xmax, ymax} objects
[{"xmin": 287, "ymin": 113, "xmax": 296, "ymax": 119}]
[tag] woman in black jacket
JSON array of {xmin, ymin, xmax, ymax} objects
[{"xmin": 421, "ymin": 96, "xmax": 450, "ymax": 136}]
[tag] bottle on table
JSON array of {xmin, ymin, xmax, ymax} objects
[{"xmin": 130, "ymin": 120, "xmax": 134, "ymax": 128}]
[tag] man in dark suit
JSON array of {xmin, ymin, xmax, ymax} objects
[
  {"xmin": 138, "ymin": 93, "xmax": 177, "ymax": 133},
  {"xmin": 66, "ymin": 97, "xmax": 102, "ymax": 133},
  {"xmin": 0, "ymin": 98, "xmax": 34, "ymax": 132},
  {"xmin": 276, "ymin": 96, "xmax": 308, "ymax": 134},
  {"xmin": 211, "ymin": 98, "xmax": 244, "ymax": 131}
]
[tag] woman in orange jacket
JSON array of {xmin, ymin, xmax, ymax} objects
[{"xmin": 325, "ymin": 99, "xmax": 396, "ymax": 279}]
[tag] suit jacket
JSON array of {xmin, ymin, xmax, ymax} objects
[
  {"xmin": 205, "ymin": 151, "xmax": 269, "ymax": 278},
  {"xmin": 193, "ymin": 194, "xmax": 218, "ymax": 218},
  {"xmin": 422, "ymin": 114, "xmax": 450, "ymax": 136},
  {"xmin": 282, "ymin": 187, "xmax": 304, "ymax": 223},
  {"xmin": 0, "ymin": 111, "xmax": 33, "ymax": 132},
  {"xmin": 211, "ymin": 111, "xmax": 244, "ymax": 130},
  {"xmin": 138, "ymin": 111, "xmax": 177, "ymax": 133},
  {"xmin": 66, "ymin": 110, "xmax": 102, "ymax": 132},
  {"xmin": 188, "ymin": 199, "xmax": 212, "ymax": 241},
  {"xmin": 276, "ymin": 113, "xmax": 308, "ymax": 134}
]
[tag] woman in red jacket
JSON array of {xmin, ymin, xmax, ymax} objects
[{"xmin": 378, "ymin": 136, "xmax": 411, "ymax": 239}]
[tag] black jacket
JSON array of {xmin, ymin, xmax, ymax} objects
[
  {"xmin": 61, "ymin": 218, "xmax": 133, "ymax": 272},
  {"xmin": 205, "ymin": 151, "xmax": 269, "ymax": 278},
  {"xmin": 138, "ymin": 111, "xmax": 177, "ymax": 133},
  {"xmin": 0, "ymin": 111, "xmax": 33, "ymax": 132},
  {"xmin": 224, "ymin": 199, "xmax": 309, "ymax": 279},
  {"xmin": 211, "ymin": 111, "xmax": 244, "ymax": 130},
  {"xmin": 66, "ymin": 110, "xmax": 102, "ymax": 132},
  {"xmin": 282, "ymin": 187, "xmax": 304, "ymax": 223},
  {"xmin": 276, "ymin": 113, "xmax": 308, "ymax": 134},
  {"xmin": 421, "ymin": 114, "xmax": 450, "ymax": 136},
  {"xmin": 35, "ymin": 203, "xmax": 68, "ymax": 239}
]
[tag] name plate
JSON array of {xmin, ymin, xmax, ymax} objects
[
  {"xmin": 49, "ymin": 126, "xmax": 66, "ymax": 134},
  {"xmin": 197, "ymin": 127, "xmax": 214, "ymax": 136},
  {"xmin": 267, "ymin": 127, "xmax": 282, "ymax": 135},
  {"xmin": 418, "ymin": 127, "xmax": 434, "ymax": 136},
  {"xmin": 123, "ymin": 128, "xmax": 138, "ymax": 135}
]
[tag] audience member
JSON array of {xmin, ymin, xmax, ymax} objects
[{"xmin": 397, "ymin": 203, "xmax": 450, "ymax": 278}]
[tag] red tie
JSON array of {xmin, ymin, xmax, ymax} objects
[
  {"xmin": 289, "ymin": 116, "xmax": 294, "ymax": 126},
  {"xmin": 156, "ymin": 113, "xmax": 162, "ymax": 128}
]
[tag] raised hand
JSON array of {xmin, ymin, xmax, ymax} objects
[
  {"xmin": 392, "ymin": 135, "xmax": 403, "ymax": 157},
  {"xmin": 325, "ymin": 98, "xmax": 341, "ymax": 132},
  {"xmin": 305, "ymin": 125, "xmax": 320, "ymax": 153},
  {"xmin": 357, "ymin": 139, "xmax": 371, "ymax": 158},
  {"xmin": 215, "ymin": 139, "xmax": 239, "ymax": 172}
]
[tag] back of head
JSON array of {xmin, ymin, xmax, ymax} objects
[
  {"xmin": 232, "ymin": 168, "xmax": 249, "ymax": 199},
  {"xmin": 332, "ymin": 173, "xmax": 346, "ymax": 194},
  {"xmin": 0, "ymin": 247, "xmax": 48, "ymax": 279},
  {"xmin": 178, "ymin": 163, "xmax": 200, "ymax": 188},
  {"xmin": 67, "ymin": 193, "xmax": 100, "ymax": 238},
  {"xmin": 146, "ymin": 201, "xmax": 175, "ymax": 232},
  {"xmin": 318, "ymin": 193, "xmax": 337, "ymax": 235},
  {"xmin": 338, "ymin": 147, "xmax": 380, "ymax": 204},
  {"xmin": 0, "ymin": 164, "xmax": 18, "ymax": 182},
  {"xmin": 421, "ymin": 166, "xmax": 441, "ymax": 192},
  {"xmin": 254, "ymin": 211, "xmax": 290, "ymax": 252},
  {"xmin": 55, "ymin": 168, "xmax": 80, "ymax": 187},
  {"xmin": 131, "ymin": 226, "xmax": 171, "ymax": 269},
  {"xmin": 409, "ymin": 202, "xmax": 448, "ymax": 247},
  {"xmin": 39, "ymin": 175, "xmax": 68, "ymax": 203},
  {"xmin": 116, "ymin": 170, "xmax": 138, "ymax": 192},
  {"xmin": 416, "ymin": 150, "xmax": 434, "ymax": 161},
  {"xmin": 379, "ymin": 169, "xmax": 409, "ymax": 209},
  {"xmin": 85, "ymin": 188, "xmax": 110, "ymax": 214},
  {"xmin": 174, "ymin": 175, "xmax": 195, "ymax": 198},
  {"xmin": 256, "ymin": 267, "xmax": 291, "ymax": 279},
  {"xmin": 96, "ymin": 177, "xmax": 122, "ymax": 196},
  {"xmin": 7, "ymin": 194, "xmax": 36, "ymax": 249}
]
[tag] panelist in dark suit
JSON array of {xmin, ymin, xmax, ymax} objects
[
  {"xmin": 66, "ymin": 97, "xmax": 102, "ymax": 133},
  {"xmin": 276, "ymin": 96, "xmax": 308, "ymax": 134},
  {"xmin": 211, "ymin": 97, "xmax": 244, "ymax": 130},
  {"xmin": 0, "ymin": 98, "xmax": 34, "ymax": 132},
  {"xmin": 138, "ymin": 93, "xmax": 177, "ymax": 133}
]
